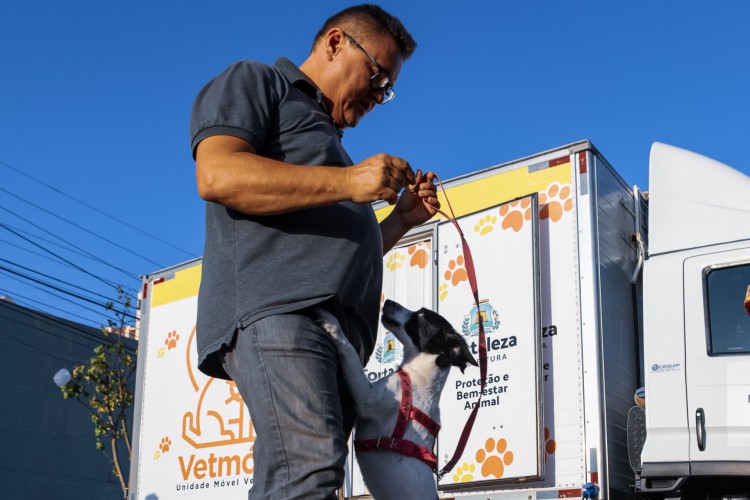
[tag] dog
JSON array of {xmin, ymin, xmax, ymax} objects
[{"xmin": 317, "ymin": 299, "xmax": 478, "ymax": 500}]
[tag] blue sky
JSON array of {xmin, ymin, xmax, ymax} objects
[{"xmin": 1, "ymin": 1, "xmax": 749, "ymax": 328}]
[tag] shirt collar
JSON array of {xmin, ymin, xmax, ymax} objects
[{"xmin": 274, "ymin": 57, "xmax": 343, "ymax": 139}]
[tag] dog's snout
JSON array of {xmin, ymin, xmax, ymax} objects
[
  {"xmin": 382, "ymin": 299, "xmax": 407, "ymax": 316},
  {"xmin": 381, "ymin": 300, "xmax": 396, "ymax": 323},
  {"xmin": 381, "ymin": 299, "xmax": 412, "ymax": 328},
  {"xmin": 382, "ymin": 299, "xmax": 402, "ymax": 319}
]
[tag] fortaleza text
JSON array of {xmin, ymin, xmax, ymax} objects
[{"xmin": 469, "ymin": 335, "xmax": 517, "ymax": 355}]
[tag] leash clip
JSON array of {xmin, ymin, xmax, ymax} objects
[{"xmin": 376, "ymin": 436, "xmax": 398, "ymax": 450}]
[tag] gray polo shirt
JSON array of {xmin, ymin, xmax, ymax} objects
[{"xmin": 190, "ymin": 58, "xmax": 383, "ymax": 380}]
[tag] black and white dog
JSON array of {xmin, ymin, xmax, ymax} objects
[{"xmin": 318, "ymin": 299, "xmax": 477, "ymax": 500}]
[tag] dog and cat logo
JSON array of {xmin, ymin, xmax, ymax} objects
[{"xmin": 152, "ymin": 325, "xmax": 256, "ymax": 482}]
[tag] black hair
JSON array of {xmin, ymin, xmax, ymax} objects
[{"xmin": 312, "ymin": 4, "xmax": 417, "ymax": 59}]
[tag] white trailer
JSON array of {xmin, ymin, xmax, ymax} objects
[{"xmin": 128, "ymin": 140, "xmax": 750, "ymax": 499}]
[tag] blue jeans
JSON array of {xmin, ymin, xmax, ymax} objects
[{"xmin": 222, "ymin": 308, "xmax": 359, "ymax": 499}]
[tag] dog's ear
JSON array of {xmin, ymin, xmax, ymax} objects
[
  {"xmin": 454, "ymin": 342, "xmax": 479, "ymax": 373},
  {"xmin": 437, "ymin": 341, "xmax": 478, "ymax": 373}
]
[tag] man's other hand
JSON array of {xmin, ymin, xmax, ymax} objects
[
  {"xmin": 392, "ymin": 170, "xmax": 440, "ymax": 229},
  {"xmin": 346, "ymin": 153, "xmax": 416, "ymax": 205}
]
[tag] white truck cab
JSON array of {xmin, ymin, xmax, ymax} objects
[{"xmin": 636, "ymin": 143, "xmax": 750, "ymax": 497}]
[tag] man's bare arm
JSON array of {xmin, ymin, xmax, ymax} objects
[{"xmin": 195, "ymin": 135, "xmax": 415, "ymax": 215}]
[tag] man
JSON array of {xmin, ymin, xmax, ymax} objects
[{"xmin": 190, "ymin": 4, "xmax": 438, "ymax": 498}]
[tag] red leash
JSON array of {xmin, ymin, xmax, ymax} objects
[{"xmin": 429, "ymin": 174, "xmax": 488, "ymax": 480}]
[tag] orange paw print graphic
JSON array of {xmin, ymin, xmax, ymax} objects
[
  {"xmin": 160, "ymin": 437, "xmax": 172, "ymax": 453},
  {"xmin": 539, "ymin": 183, "xmax": 573, "ymax": 222},
  {"xmin": 386, "ymin": 251, "xmax": 406, "ymax": 271},
  {"xmin": 407, "ymin": 241, "xmax": 431, "ymax": 269},
  {"xmin": 452, "ymin": 462, "xmax": 476, "ymax": 483},
  {"xmin": 544, "ymin": 427, "xmax": 557, "ymax": 462},
  {"xmin": 165, "ymin": 330, "xmax": 180, "ymax": 350},
  {"xmin": 498, "ymin": 198, "xmax": 533, "ymax": 233},
  {"xmin": 444, "ymin": 256, "xmax": 468, "ymax": 286},
  {"xmin": 474, "ymin": 214, "xmax": 497, "ymax": 236},
  {"xmin": 476, "ymin": 437, "xmax": 514, "ymax": 478}
]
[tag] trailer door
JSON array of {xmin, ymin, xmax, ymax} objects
[
  {"xmin": 436, "ymin": 195, "xmax": 544, "ymax": 490},
  {"xmin": 683, "ymin": 248, "xmax": 750, "ymax": 471}
]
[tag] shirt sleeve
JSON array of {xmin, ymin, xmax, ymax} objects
[{"xmin": 190, "ymin": 60, "xmax": 279, "ymax": 158}]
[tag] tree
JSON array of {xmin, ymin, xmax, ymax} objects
[{"xmin": 55, "ymin": 288, "xmax": 136, "ymax": 498}]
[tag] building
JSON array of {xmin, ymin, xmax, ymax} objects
[
  {"xmin": 0, "ymin": 298, "xmax": 137, "ymax": 499},
  {"xmin": 105, "ymin": 324, "xmax": 139, "ymax": 341}
]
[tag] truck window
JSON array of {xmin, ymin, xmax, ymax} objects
[{"xmin": 705, "ymin": 263, "xmax": 750, "ymax": 355}]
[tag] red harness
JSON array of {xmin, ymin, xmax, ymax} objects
[{"xmin": 353, "ymin": 369, "xmax": 441, "ymax": 471}]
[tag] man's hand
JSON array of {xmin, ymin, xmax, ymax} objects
[
  {"xmin": 379, "ymin": 169, "xmax": 440, "ymax": 254},
  {"xmin": 345, "ymin": 153, "xmax": 416, "ymax": 205},
  {"xmin": 392, "ymin": 170, "xmax": 441, "ymax": 229}
]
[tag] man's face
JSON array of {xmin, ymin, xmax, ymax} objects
[{"xmin": 329, "ymin": 32, "xmax": 403, "ymax": 129}]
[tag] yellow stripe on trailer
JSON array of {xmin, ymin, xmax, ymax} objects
[
  {"xmin": 150, "ymin": 264, "xmax": 202, "ymax": 307},
  {"xmin": 375, "ymin": 161, "xmax": 572, "ymax": 223}
]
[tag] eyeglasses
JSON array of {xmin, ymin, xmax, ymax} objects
[{"xmin": 343, "ymin": 32, "xmax": 395, "ymax": 104}]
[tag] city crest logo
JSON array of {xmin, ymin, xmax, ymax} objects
[
  {"xmin": 375, "ymin": 331, "xmax": 401, "ymax": 364},
  {"xmin": 461, "ymin": 299, "xmax": 500, "ymax": 338}
]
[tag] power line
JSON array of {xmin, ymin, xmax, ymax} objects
[
  {"xmin": 1, "ymin": 291, "xmax": 137, "ymax": 344},
  {"xmin": 0, "ymin": 290, "xmax": 106, "ymax": 339},
  {"xmin": 0, "ymin": 266, "xmax": 137, "ymax": 320},
  {"xmin": 0, "ymin": 274, "xmax": 120, "ymax": 326},
  {"xmin": 0, "ymin": 220, "xmax": 133, "ymax": 290},
  {"xmin": 0, "ymin": 159, "xmax": 196, "ymax": 258},
  {"xmin": 0, "ymin": 272, "xmax": 124, "ymax": 328},
  {"xmin": 0, "ymin": 257, "xmax": 124, "ymax": 303},
  {"xmin": 0, "ymin": 288, "xmax": 102, "ymax": 326},
  {"xmin": 0, "ymin": 308, "xmax": 132, "ymax": 355},
  {"xmin": 0, "ymin": 186, "xmax": 164, "ymax": 267},
  {"xmin": 0, "ymin": 206, "xmax": 140, "ymax": 283},
  {"xmin": 0, "ymin": 239, "xmax": 140, "ymax": 309},
  {"xmin": 0, "ymin": 225, "xmax": 141, "ymax": 297},
  {"xmin": 1, "ymin": 231, "xmax": 137, "ymax": 297},
  {"xmin": 1, "ymin": 222, "xmax": 113, "ymax": 262},
  {"xmin": 0, "ymin": 302, "xmax": 130, "ymax": 349},
  {"xmin": 0, "ymin": 235, "xmax": 84, "ymax": 268}
]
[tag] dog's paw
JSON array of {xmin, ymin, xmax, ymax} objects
[
  {"xmin": 318, "ymin": 320, "xmax": 341, "ymax": 340},
  {"xmin": 314, "ymin": 308, "xmax": 343, "ymax": 340}
]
